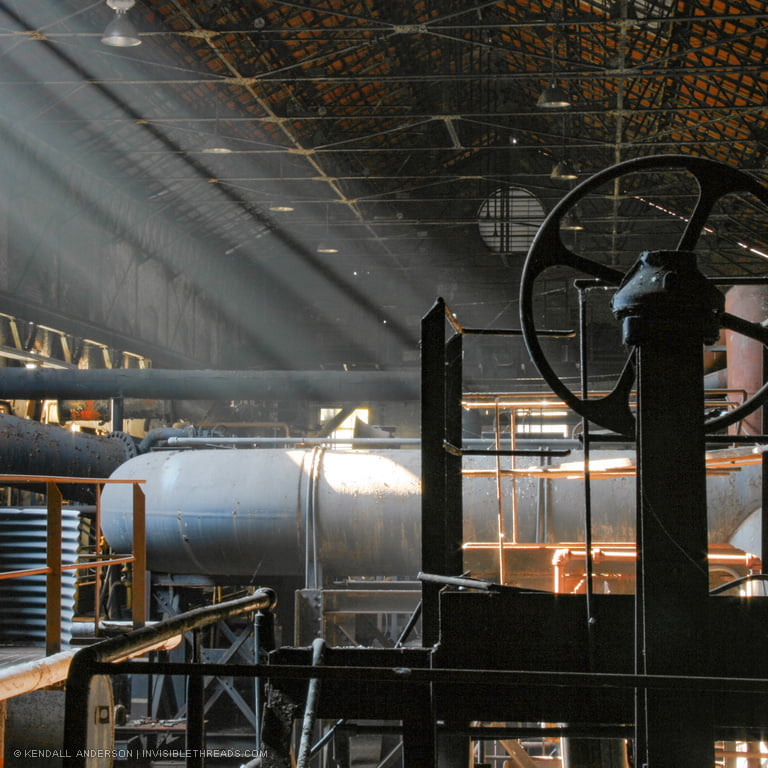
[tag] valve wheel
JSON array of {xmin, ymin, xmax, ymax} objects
[{"xmin": 519, "ymin": 154, "xmax": 768, "ymax": 437}]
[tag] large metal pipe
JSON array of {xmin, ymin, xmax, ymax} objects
[
  {"xmin": 100, "ymin": 447, "xmax": 762, "ymax": 579},
  {"xmin": 0, "ymin": 369, "xmax": 420, "ymax": 401},
  {"xmin": 0, "ymin": 413, "xmax": 136, "ymax": 500}
]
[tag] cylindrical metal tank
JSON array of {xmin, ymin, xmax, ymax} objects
[
  {"xmin": 101, "ymin": 447, "xmax": 762, "ymax": 579},
  {"xmin": 725, "ymin": 284, "xmax": 768, "ymax": 435},
  {"xmin": 102, "ymin": 449, "xmax": 426, "ymax": 578}
]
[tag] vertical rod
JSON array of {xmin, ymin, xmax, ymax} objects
[
  {"xmin": 63, "ymin": 648, "xmax": 97, "ymax": 768},
  {"xmin": 46, "ymin": 482, "xmax": 63, "ymax": 656},
  {"xmin": 94, "ymin": 484, "xmax": 102, "ymax": 637},
  {"xmin": 253, "ymin": 608, "xmax": 275, "ymax": 750},
  {"xmin": 577, "ymin": 287, "xmax": 596, "ymax": 640},
  {"xmin": 132, "ymin": 483, "xmax": 147, "ymax": 629},
  {"xmin": 445, "ymin": 332, "xmax": 464, "ymax": 578},
  {"xmin": 296, "ymin": 638, "xmax": 326, "ymax": 768},
  {"xmin": 186, "ymin": 629, "xmax": 205, "ymax": 768},
  {"xmin": 111, "ymin": 397, "xmax": 124, "ymax": 433},
  {"xmin": 761, "ymin": 343, "xmax": 768, "ymax": 576},
  {"xmin": 254, "ymin": 613, "xmax": 263, "ymax": 750},
  {"xmin": 762, "ymin": 453, "xmax": 768, "ymax": 577},
  {"xmin": 402, "ymin": 685, "xmax": 436, "ymax": 768},
  {"xmin": 421, "ymin": 298, "xmax": 447, "ymax": 647},
  {"xmin": 493, "ymin": 401, "xmax": 506, "ymax": 582},
  {"xmin": 509, "ymin": 410, "xmax": 518, "ymax": 544}
]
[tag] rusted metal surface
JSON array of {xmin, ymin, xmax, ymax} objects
[{"xmin": 0, "ymin": 414, "xmax": 136, "ymax": 500}]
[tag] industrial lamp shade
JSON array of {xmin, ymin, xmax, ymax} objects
[
  {"xmin": 537, "ymin": 82, "xmax": 571, "ymax": 109},
  {"xmin": 561, "ymin": 212, "xmax": 584, "ymax": 231},
  {"xmin": 551, "ymin": 159, "xmax": 579, "ymax": 180},
  {"xmin": 101, "ymin": 11, "xmax": 141, "ymax": 47}
]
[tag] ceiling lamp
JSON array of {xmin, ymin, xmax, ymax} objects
[
  {"xmin": 101, "ymin": 0, "xmax": 141, "ymax": 47},
  {"xmin": 200, "ymin": 102, "xmax": 233, "ymax": 153},
  {"xmin": 316, "ymin": 242, "xmax": 339, "ymax": 254},
  {"xmin": 201, "ymin": 142, "xmax": 232, "ymax": 155},
  {"xmin": 551, "ymin": 159, "xmax": 579, "ymax": 180},
  {"xmin": 537, "ymin": 81, "xmax": 571, "ymax": 109},
  {"xmin": 561, "ymin": 212, "xmax": 584, "ymax": 231}
]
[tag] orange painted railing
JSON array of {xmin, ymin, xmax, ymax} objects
[{"xmin": 0, "ymin": 475, "xmax": 146, "ymax": 655}]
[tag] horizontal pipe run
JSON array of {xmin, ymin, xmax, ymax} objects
[
  {"xmin": 0, "ymin": 555, "xmax": 136, "ymax": 581},
  {"xmin": 0, "ymin": 636, "xmax": 184, "ymax": 703},
  {"xmin": 80, "ymin": 588, "xmax": 277, "ymax": 665},
  {"xmin": 417, "ymin": 572, "xmax": 498, "ymax": 592},
  {"xmin": 95, "ymin": 659, "xmax": 768, "ymax": 696},
  {"xmin": 0, "ymin": 369, "xmax": 421, "ymax": 401},
  {"xmin": 166, "ymin": 437, "xmax": 572, "ymax": 458},
  {"xmin": 167, "ymin": 436, "xmax": 423, "ymax": 446},
  {"xmin": 442, "ymin": 441, "xmax": 570, "ymax": 458},
  {"xmin": 0, "ymin": 651, "xmax": 77, "ymax": 701},
  {"xmin": 329, "ymin": 723, "xmax": 632, "ymax": 739}
]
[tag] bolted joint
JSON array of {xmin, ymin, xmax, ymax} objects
[{"xmin": 611, "ymin": 250, "xmax": 724, "ymax": 346}]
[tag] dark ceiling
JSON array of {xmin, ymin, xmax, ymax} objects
[{"xmin": 0, "ymin": 0, "xmax": 766, "ymax": 380}]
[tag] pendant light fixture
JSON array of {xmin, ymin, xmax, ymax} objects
[
  {"xmin": 550, "ymin": 114, "xmax": 579, "ymax": 181},
  {"xmin": 201, "ymin": 102, "xmax": 232, "ymax": 154},
  {"xmin": 537, "ymin": 22, "xmax": 570, "ymax": 108},
  {"xmin": 537, "ymin": 82, "xmax": 571, "ymax": 109},
  {"xmin": 101, "ymin": 0, "xmax": 141, "ymax": 48},
  {"xmin": 550, "ymin": 159, "xmax": 579, "ymax": 180}
]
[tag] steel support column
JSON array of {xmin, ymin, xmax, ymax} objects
[
  {"xmin": 613, "ymin": 249, "xmax": 721, "ymax": 768},
  {"xmin": 635, "ymin": 334, "xmax": 712, "ymax": 767},
  {"xmin": 421, "ymin": 299, "xmax": 447, "ymax": 648}
]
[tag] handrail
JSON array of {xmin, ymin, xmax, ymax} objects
[
  {"xmin": 0, "ymin": 474, "xmax": 146, "ymax": 654},
  {"xmin": 62, "ymin": 587, "xmax": 278, "ymax": 768}
]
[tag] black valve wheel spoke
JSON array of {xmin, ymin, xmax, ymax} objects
[{"xmin": 519, "ymin": 154, "xmax": 768, "ymax": 437}]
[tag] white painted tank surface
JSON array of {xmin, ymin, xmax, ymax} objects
[{"xmin": 100, "ymin": 448, "xmax": 763, "ymax": 579}]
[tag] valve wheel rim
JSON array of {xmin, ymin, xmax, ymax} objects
[{"xmin": 519, "ymin": 154, "xmax": 768, "ymax": 438}]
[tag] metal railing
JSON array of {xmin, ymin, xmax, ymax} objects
[
  {"xmin": 62, "ymin": 587, "xmax": 278, "ymax": 768},
  {"xmin": 0, "ymin": 474, "xmax": 146, "ymax": 654}
]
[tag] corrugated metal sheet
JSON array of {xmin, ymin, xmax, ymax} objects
[{"xmin": 0, "ymin": 508, "xmax": 81, "ymax": 647}]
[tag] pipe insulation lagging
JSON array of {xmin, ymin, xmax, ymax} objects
[{"xmin": 99, "ymin": 448, "xmax": 763, "ymax": 579}]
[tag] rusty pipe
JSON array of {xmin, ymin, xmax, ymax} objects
[{"xmin": 0, "ymin": 414, "xmax": 137, "ymax": 501}]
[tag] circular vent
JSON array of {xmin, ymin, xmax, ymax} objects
[{"xmin": 478, "ymin": 186, "xmax": 545, "ymax": 254}]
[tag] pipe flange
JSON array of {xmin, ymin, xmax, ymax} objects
[{"xmin": 106, "ymin": 430, "xmax": 139, "ymax": 460}]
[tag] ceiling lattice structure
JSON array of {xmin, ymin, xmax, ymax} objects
[{"xmin": 0, "ymin": 0, "xmax": 766, "ymax": 374}]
